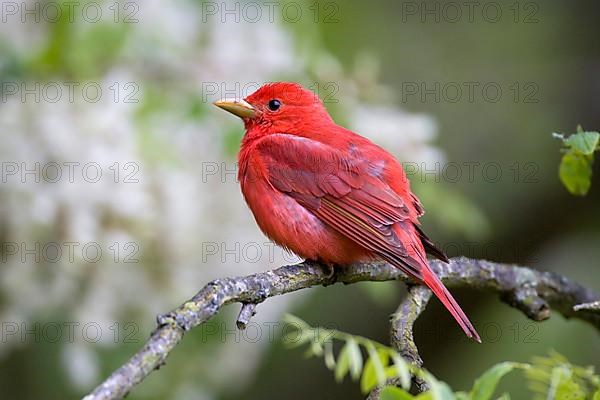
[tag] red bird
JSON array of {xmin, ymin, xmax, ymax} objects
[{"xmin": 214, "ymin": 82, "xmax": 480, "ymax": 342}]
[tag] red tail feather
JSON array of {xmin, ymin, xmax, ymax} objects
[{"xmin": 421, "ymin": 267, "xmax": 481, "ymax": 342}]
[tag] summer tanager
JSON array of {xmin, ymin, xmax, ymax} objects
[{"xmin": 214, "ymin": 82, "xmax": 480, "ymax": 342}]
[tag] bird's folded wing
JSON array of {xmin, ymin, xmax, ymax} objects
[{"xmin": 256, "ymin": 134, "xmax": 425, "ymax": 277}]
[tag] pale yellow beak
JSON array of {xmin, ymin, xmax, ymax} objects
[{"xmin": 213, "ymin": 98, "xmax": 256, "ymax": 119}]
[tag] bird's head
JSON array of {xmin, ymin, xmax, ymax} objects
[{"xmin": 213, "ymin": 82, "xmax": 333, "ymax": 137}]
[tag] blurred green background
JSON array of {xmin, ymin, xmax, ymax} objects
[{"xmin": 0, "ymin": 0, "xmax": 599, "ymax": 399}]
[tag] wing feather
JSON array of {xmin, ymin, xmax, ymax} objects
[{"xmin": 256, "ymin": 134, "xmax": 426, "ymax": 278}]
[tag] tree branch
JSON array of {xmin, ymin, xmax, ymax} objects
[
  {"xmin": 391, "ymin": 285, "xmax": 432, "ymax": 392},
  {"xmin": 83, "ymin": 257, "xmax": 600, "ymax": 400},
  {"xmin": 366, "ymin": 286, "xmax": 432, "ymax": 400},
  {"xmin": 390, "ymin": 285, "xmax": 431, "ymax": 368}
]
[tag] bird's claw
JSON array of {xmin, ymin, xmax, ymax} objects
[{"xmin": 321, "ymin": 262, "xmax": 337, "ymax": 283}]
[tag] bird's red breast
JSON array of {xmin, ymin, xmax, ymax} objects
[{"xmin": 214, "ymin": 82, "xmax": 480, "ymax": 342}]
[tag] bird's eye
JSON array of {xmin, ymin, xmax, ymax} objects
[{"xmin": 267, "ymin": 99, "xmax": 281, "ymax": 111}]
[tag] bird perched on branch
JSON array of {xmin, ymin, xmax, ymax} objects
[{"xmin": 214, "ymin": 82, "xmax": 480, "ymax": 342}]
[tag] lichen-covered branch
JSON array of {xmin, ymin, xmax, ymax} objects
[
  {"xmin": 391, "ymin": 285, "xmax": 432, "ymax": 392},
  {"xmin": 367, "ymin": 285, "xmax": 433, "ymax": 400},
  {"xmin": 84, "ymin": 257, "xmax": 600, "ymax": 400},
  {"xmin": 391, "ymin": 285, "xmax": 432, "ymax": 368}
]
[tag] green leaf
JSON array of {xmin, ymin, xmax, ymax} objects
[
  {"xmin": 381, "ymin": 386, "xmax": 415, "ymax": 400},
  {"xmin": 422, "ymin": 371, "xmax": 456, "ymax": 400},
  {"xmin": 592, "ymin": 389, "xmax": 600, "ymax": 400},
  {"xmin": 324, "ymin": 341, "xmax": 336, "ymax": 370},
  {"xmin": 526, "ymin": 351, "xmax": 600, "ymax": 398},
  {"xmin": 433, "ymin": 382, "xmax": 457, "ymax": 400},
  {"xmin": 333, "ymin": 338, "xmax": 362, "ymax": 382},
  {"xmin": 564, "ymin": 131, "xmax": 600, "ymax": 155},
  {"xmin": 361, "ymin": 349, "xmax": 390, "ymax": 393},
  {"xmin": 415, "ymin": 392, "xmax": 433, "ymax": 400},
  {"xmin": 554, "ymin": 128, "xmax": 599, "ymax": 196},
  {"xmin": 471, "ymin": 362, "xmax": 520, "ymax": 400},
  {"xmin": 347, "ymin": 338, "xmax": 364, "ymax": 381},
  {"xmin": 559, "ymin": 150, "xmax": 593, "ymax": 196},
  {"xmin": 390, "ymin": 351, "xmax": 412, "ymax": 389},
  {"xmin": 308, "ymin": 341, "xmax": 324, "ymax": 357},
  {"xmin": 470, "ymin": 362, "xmax": 520, "ymax": 400},
  {"xmin": 548, "ymin": 366, "xmax": 586, "ymax": 400},
  {"xmin": 335, "ymin": 341, "xmax": 351, "ymax": 382}
]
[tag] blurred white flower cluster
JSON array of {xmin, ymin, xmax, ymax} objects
[{"xmin": 0, "ymin": 0, "xmax": 443, "ymax": 397}]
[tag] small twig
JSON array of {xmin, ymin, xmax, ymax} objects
[
  {"xmin": 84, "ymin": 257, "xmax": 600, "ymax": 400},
  {"xmin": 574, "ymin": 300, "xmax": 600, "ymax": 312},
  {"xmin": 236, "ymin": 303, "xmax": 257, "ymax": 329}
]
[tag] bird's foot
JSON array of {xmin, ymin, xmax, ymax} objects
[
  {"xmin": 321, "ymin": 262, "xmax": 338, "ymax": 284},
  {"xmin": 324, "ymin": 263, "xmax": 335, "ymax": 278},
  {"xmin": 305, "ymin": 259, "xmax": 337, "ymax": 284}
]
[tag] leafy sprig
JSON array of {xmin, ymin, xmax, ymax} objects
[
  {"xmin": 282, "ymin": 315, "xmax": 533, "ymax": 400},
  {"xmin": 554, "ymin": 125, "xmax": 600, "ymax": 196},
  {"xmin": 282, "ymin": 314, "xmax": 416, "ymax": 394},
  {"xmin": 526, "ymin": 350, "xmax": 600, "ymax": 400}
]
